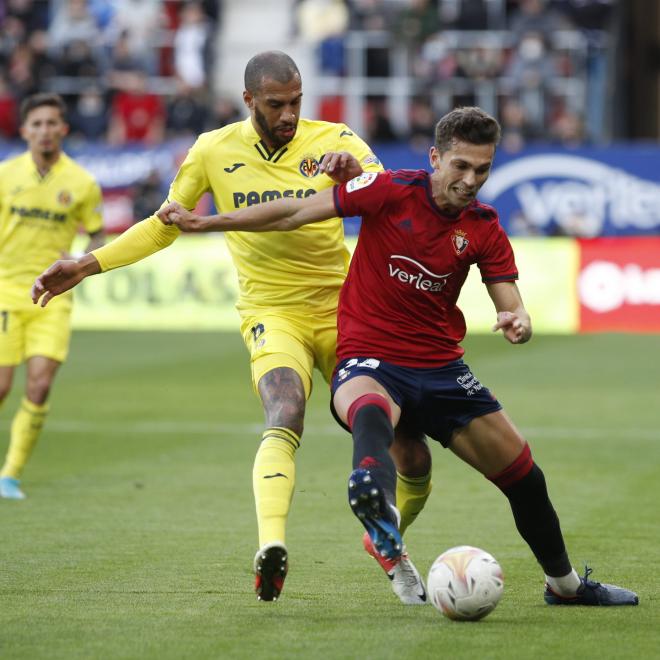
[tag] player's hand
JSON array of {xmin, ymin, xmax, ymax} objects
[
  {"xmin": 157, "ymin": 202, "xmax": 209, "ymax": 232},
  {"xmin": 319, "ymin": 151, "xmax": 363, "ymax": 183},
  {"xmin": 32, "ymin": 258, "xmax": 92, "ymax": 307},
  {"xmin": 492, "ymin": 311, "xmax": 531, "ymax": 345}
]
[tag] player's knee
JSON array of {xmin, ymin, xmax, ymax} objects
[
  {"xmin": 26, "ymin": 378, "xmax": 52, "ymax": 405},
  {"xmin": 391, "ymin": 434, "xmax": 431, "ymax": 477}
]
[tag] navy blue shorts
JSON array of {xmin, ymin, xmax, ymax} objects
[{"xmin": 330, "ymin": 357, "xmax": 502, "ymax": 447}]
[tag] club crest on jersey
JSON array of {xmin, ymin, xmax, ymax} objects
[
  {"xmin": 57, "ymin": 190, "xmax": 72, "ymax": 206},
  {"xmin": 347, "ymin": 171, "xmax": 377, "ymax": 192},
  {"xmin": 451, "ymin": 229, "xmax": 469, "ymax": 255},
  {"xmin": 299, "ymin": 156, "xmax": 320, "ymax": 178}
]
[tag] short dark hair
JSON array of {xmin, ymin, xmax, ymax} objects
[
  {"xmin": 20, "ymin": 93, "xmax": 67, "ymax": 123},
  {"xmin": 434, "ymin": 106, "xmax": 501, "ymax": 153},
  {"xmin": 244, "ymin": 51, "xmax": 300, "ymax": 94}
]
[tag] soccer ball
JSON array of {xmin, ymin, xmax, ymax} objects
[{"xmin": 427, "ymin": 545, "xmax": 504, "ymax": 621}]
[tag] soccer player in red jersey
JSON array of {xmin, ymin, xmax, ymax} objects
[{"xmin": 41, "ymin": 107, "xmax": 639, "ymax": 606}]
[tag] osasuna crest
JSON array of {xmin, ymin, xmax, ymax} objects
[
  {"xmin": 451, "ymin": 229, "xmax": 469, "ymax": 255},
  {"xmin": 299, "ymin": 156, "xmax": 320, "ymax": 178}
]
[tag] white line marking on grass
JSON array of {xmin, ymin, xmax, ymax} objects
[{"xmin": 0, "ymin": 420, "xmax": 657, "ymax": 440}]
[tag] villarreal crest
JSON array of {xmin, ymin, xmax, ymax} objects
[{"xmin": 299, "ymin": 156, "xmax": 320, "ymax": 178}]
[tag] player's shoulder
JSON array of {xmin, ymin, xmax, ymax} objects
[
  {"xmin": 389, "ymin": 168, "xmax": 429, "ymax": 187},
  {"xmin": 0, "ymin": 151, "xmax": 29, "ymax": 176},
  {"xmin": 192, "ymin": 121, "xmax": 244, "ymax": 151},
  {"xmin": 464, "ymin": 199, "xmax": 500, "ymax": 223},
  {"xmin": 59, "ymin": 152, "xmax": 97, "ymax": 184}
]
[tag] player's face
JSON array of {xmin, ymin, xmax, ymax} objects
[
  {"xmin": 20, "ymin": 105, "xmax": 68, "ymax": 159},
  {"xmin": 429, "ymin": 140, "xmax": 495, "ymax": 215},
  {"xmin": 244, "ymin": 75, "xmax": 302, "ymax": 150}
]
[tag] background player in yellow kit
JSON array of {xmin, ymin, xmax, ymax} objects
[
  {"xmin": 31, "ymin": 52, "xmax": 431, "ymax": 604},
  {"xmin": 0, "ymin": 93, "xmax": 105, "ymax": 500}
]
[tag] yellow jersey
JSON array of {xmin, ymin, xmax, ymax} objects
[
  {"xmin": 0, "ymin": 151, "xmax": 103, "ymax": 309},
  {"xmin": 94, "ymin": 117, "xmax": 382, "ymax": 314}
]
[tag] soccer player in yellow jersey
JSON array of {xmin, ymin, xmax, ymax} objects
[
  {"xmin": 0, "ymin": 93, "xmax": 105, "ymax": 500},
  {"xmin": 31, "ymin": 52, "xmax": 432, "ymax": 604}
]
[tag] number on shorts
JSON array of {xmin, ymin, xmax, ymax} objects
[{"xmin": 0, "ymin": 310, "xmax": 7, "ymax": 333}]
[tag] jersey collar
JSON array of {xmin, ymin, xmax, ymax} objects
[{"xmin": 240, "ymin": 116, "xmax": 299, "ymax": 163}]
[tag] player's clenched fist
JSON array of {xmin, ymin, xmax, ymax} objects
[{"xmin": 157, "ymin": 202, "xmax": 208, "ymax": 232}]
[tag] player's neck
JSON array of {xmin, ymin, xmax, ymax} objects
[{"xmin": 30, "ymin": 150, "xmax": 61, "ymax": 177}]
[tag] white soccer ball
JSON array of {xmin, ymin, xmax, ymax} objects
[{"xmin": 427, "ymin": 545, "xmax": 504, "ymax": 621}]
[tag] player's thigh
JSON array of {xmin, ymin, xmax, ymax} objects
[
  {"xmin": 24, "ymin": 304, "xmax": 72, "ymax": 364},
  {"xmin": 240, "ymin": 312, "xmax": 315, "ymax": 399},
  {"xmin": 333, "ymin": 375, "xmax": 401, "ymax": 427},
  {"xmin": 311, "ymin": 308, "xmax": 339, "ymax": 384},
  {"xmin": 0, "ymin": 308, "xmax": 26, "ymax": 367},
  {"xmin": 449, "ymin": 409, "xmax": 526, "ymax": 476}
]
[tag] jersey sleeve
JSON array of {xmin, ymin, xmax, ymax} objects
[
  {"xmin": 335, "ymin": 124, "xmax": 383, "ymax": 173},
  {"xmin": 333, "ymin": 171, "xmax": 391, "ymax": 219},
  {"xmin": 79, "ymin": 178, "xmax": 104, "ymax": 234},
  {"xmin": 167, "ymin": 135, "xmax": 211, "ymax": 208},
  {"xmin": 477, "ymin": 218, "xmax": 519, "ymax": 283},
  {"xmin": 92, "ymin": 215, "xmax": 180, "ymax": 272}
]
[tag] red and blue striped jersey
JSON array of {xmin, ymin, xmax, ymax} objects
[{"xmin": 333, "ymin": 169, "xmax": 518, "ymax": 367}]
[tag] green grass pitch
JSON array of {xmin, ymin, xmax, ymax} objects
[{"xmin": 1, "ymin": 331, "xmax": 658, "ymax": 659}]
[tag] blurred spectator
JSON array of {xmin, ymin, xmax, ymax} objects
[
  {"xmin": 0, "ymin": 73, "xmax": 18, "ymax": 139},
  {"xmin": 106, "ymin": 0, "xmax": 165, "ymax": 73},
  {"xmin": 107, "ymin": 70, "xmax": 166, "ymax": 145},
  {"xmin": 107, "ymin": 30, "xmax": 146, "ymax": 90},
  {"xmin": 131, "ymin": 168, "xmax": 166, "ymax": 223},
  {"xmin": 364, "ymin": 96, "xmax": 398, "ymax": 143},
  {"xmin": 49, "ymin": 0, "xmax": 102, "ymax": 56},
  {"xmin": 173, "ymin": 1, "xmax": 213, "ymax": 89},
  {"xmin": 69, "ymin": 85, "xmax": 109, "ymax": 142},
  {"xmin": 295, "ymin": 0, "xmax": 349, "ymax": 75},
  {"xmin": 56, "ymin": 38, "xmax": 102, "ymax": 79},
  {"xmin": 166, "ymin": 83, "xmax": 209, "ymax": 137},
  {"xmin": 205, "ymin": 95, "xmax": 243, "ymax": 131},
  {"xmin": 505, "ymin": 31, "xmax": 559, "ymax": 129},
  {"xmin": 499, "ymin": 96, "xmax": 542, "ymax": 152},
  {"xmin": 26, "ymin": 30, "xmax": 58, "ymax": 88},
  {"xmin": 508, "ymin": 0, "xmax": 573, "ymax": 39},
  {"xmin": 549, "ymin": 106, "xmax": 586, "ymax": 147},
  {"xmin": 5, "ymin": 0, "xmax": 49, "ymax": 33},
  {"xmin": 407, "ymin": 95, "xmax": 436, "ymax": 151},
  {"xmin": 393, "ymin": 0, "xmax": 441, "ymax": 49}
]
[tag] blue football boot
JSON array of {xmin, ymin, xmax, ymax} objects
[
  {"xmin": 0, "ymin": 477, "xmax": 26, "ymax": 500},
  {"xmin": 544, "ymin": 566, "xmax": 639, "ymax": 606},
  {"xmin": 348, "ymin": 468, "xmax": 402, "ymax": 562}
]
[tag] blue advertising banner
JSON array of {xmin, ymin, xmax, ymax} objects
[
  {"xmin": 374, "ymin": 143, "xmax": 660, "ymax": 237},
  {"xmin": 2, "ymin": 140, "xmax": 659, "ymax": 236}
]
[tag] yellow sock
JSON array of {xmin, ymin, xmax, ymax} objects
[
  {"xmin": 253, "ymin": 427, "xmax": 300, "ymax": 547},
  {"xmin": 0, "ymin": 398, "xmax": 49, "ymax": 479},
  {"xmin": 396, "ymin": 472, "xmax": 432, "ymax": 536}
]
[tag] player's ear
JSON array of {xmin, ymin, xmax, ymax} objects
[
  {"xmin": 429, "ymin": 146, "xmax": 440, "ymax": 170},
  {"xmin": 243, "ymin": 90, "xmax": 253, "ymax": 109}
]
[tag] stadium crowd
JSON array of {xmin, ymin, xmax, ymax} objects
[{"xmin": 0, "ymin": 0, "xmax": 617, "ymax": 149}]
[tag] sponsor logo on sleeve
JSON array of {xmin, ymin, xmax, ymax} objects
[{"xmin": 346, "ymin": 172, "xmax": 377, "ymax": 192}]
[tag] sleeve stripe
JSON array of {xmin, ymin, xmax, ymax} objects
[
  {"xmin": 333, "ymin": 185, "xmax": 344, "ymax": 217},
  {"xmin": 481, "ymin": 273, "xmax": 519, "ymax": 283}
]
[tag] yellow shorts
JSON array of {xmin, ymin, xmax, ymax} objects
[
  {"xmin": 0, "ymin": 304, "xmax": 71, "ymax": 366},
  {"xmin": 240, "ymin": 308, "xmax": 338, "ymax": 399}
]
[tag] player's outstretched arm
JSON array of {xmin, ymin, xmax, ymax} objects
[
  {"xmin": 486, "ymin": 281, "xmax": 532, "ymax": 345},
  {"xmin": 158, "ymin": 187, "xmax": 338, "ymax": 233},
  {"xmin": 32, "ymin": 253, "xmax": 101, "ymax": 308}
]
